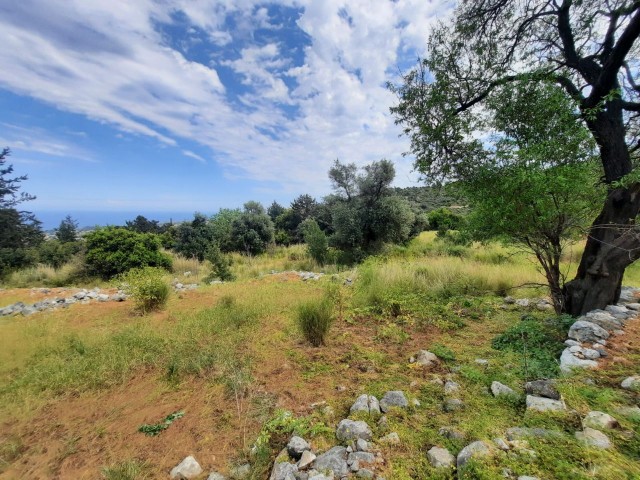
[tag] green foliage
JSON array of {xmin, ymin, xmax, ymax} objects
[
  {"xmin": 85, "ymin": 227, "xmax": 171, "ymax": 279},
  {"xmin": 429, "ymin": 343, "xmax": 456, "ymax": 362},
  {"xmin": 427, "ymin": 207, "xmax": 463, "ymax": 234},
  {"xmin": 301, "ymin": 218, "xmax": 328, "ymax": 265},
  {"xmin": 38, "ymin": 239, "xmax": 82, "ymax": 269},
  {"xmin": 138, "ymin": 411, "xmax": 184, "ymax": 436},
  {"xmin": 204, "ymin": 244, "xmax": 235, "ymax": 282},
  {"xmin": 125, "ymin": 215, "xmax": 162, "ymax": 234},
  {"xmin": 172, "ymin": 213, "xmax": 216, "ymax": 261},
  {"xmin": 118, "ymin": 267, "xmax": 170, "ymax": 313},
  {"xmin": 55, "ymin": 215, "xmax": 79, "ymax": 243},
  {"xmin": 231, "ymin": 202, "xmax": 275, "ymax": 255},
  {"xmin": 296, "ymin": 297, "xmax": 334, "ymax": 347},
  {"xmin": 492, "ymin": 316, "xmax": 568, "ymax": 379},
  {"xmin": 101, "ymin": 460, "xmax": 151, "ymax": 480}
]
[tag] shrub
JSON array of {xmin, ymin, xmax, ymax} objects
[
  {"xmin": 204, "ymin": 244, "xmax": 235, "ymax": 282},
  {"xmin": 118, "ymin": 267, "xmax": 170, "ymax": 313},
  {"xmin": 85, "ymin": 227, "xmax": 172, "ymax": 279},
  {"xmin": 296, "ymin": 298, "xmax": 333, "ymax": 346},
  {"xmin": 301, "ymin": 219, "xmax": 328, "ymax": 265},
  {"xmin": 427, "ymin": 207, "xmax": 464, "ymax": 233}
]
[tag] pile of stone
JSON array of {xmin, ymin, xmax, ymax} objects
[
  {"xmin": 267, "ymin": 271, "xmax": 325, "ymax": 281},
  {"xmin": 560, "ymin": 302, "xmax": 639, "ymax": 373},
  {"xmin": 172, "ymin": 280, "xmax": 199, "ymax": 292},
  {"xmin": 0, "ymin": 287, "xmax": 127, "ymax": 317},
  {"xmin": 503, "ymin": 296, "xmax": 554, "ymax": 311}
]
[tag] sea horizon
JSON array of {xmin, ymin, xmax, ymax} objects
[{"xmin": 33, "ymin": 210, "xmax": 202, "ymax": 231}]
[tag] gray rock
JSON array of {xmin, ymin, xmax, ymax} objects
[
  {"xmin": 297, "ymin": 451, "xmax": 316, "ymax": 470},
  {"xmin": 444, "ymin": 381, "xmax": 460, "ymax": 395},
  {"xmin": 503, "ymin": 296, "xmax": 516, "ymax": 304},
  {"xmin": 505, "ymin": 427, "xmax": 561, "ymax": 440},
  {"xmin": 491, "ymin": 381, "xmax": 516, "ymax": 397},
  {"xmin": 270, "ymin": 462, "xmax": 298, "ymax": 480},
  {"xmin": 414, "ymin": 350, "xmax": 439, "ymax": 368},
  {"xmin": 569, "ymin": 345, "xmax": 583, "ymax": 353},
  {"xmin": 625, "ymin": 302, "xmax": 640, "ymax": 311},
  {"xmin": 583, "ymin": 311, "xmax": 623, "ymax": 331},
  {"xmin": 614, "ymin": 405, "xmax": 640, "ymax": 418},
  {"xmin": 110, "ymin": 292, "xmax": 127, "ymax": 302},
  {"xmin": 287, "ymin": 436, "xmax": 311, "ymax": 460},
  {"xmin": 475, "ymin": 358, "xmax": 489, "ymax": 366},
  {"xmin": 568, "ymin": 321, "xmax": 609, "ymax": 343},
  {"xmin": 583, "ymin": 411, "xmax": 619, "ymax": 430},
  {"xmin": 518, "ymin": 477, "xmax": 540, "ymax": 480},
  {"xmin": 313, "ymin": 446, "xmax": 348, "ymax": 477},
  {"xmin": 438, "ymin": 427, "xmax": 465, "ymax": 441},
  {"xmin": 350, "ymin": 394, "xmax": 381, "ymax": 415},
  {"xmin": 348, "ymin": 452, "xmax": 375, "ymax": 465},
  {"xmin": 582, "ymin": 348, "xmax": 601, "ymax": 360},
  {"xmin": 621, "ymin": 376, "xmax": 640, "ymax": 391},
  {"xmin": 427, "ymin": 446, "xmax": 455, "ymax": 468},
  {"xmin": 456, "ymin": 441, "xmax": 492, "ymax": 470},
  {"xmin": 493, "ymin": 438, "xmax": 509, "ymax": 451},
  {"xmin": 170, "ymin": 456, "xmax": 203, "ymax": 480},
  {"xmin": 207, "ymin": 473, "xmax": 227, "ymax": 480},
  {"xmin": 564, "ymin": 339, "xmax": 581, "ymax": 347},
  {"xmin": 229, "ymin": 464, "xmax": 251, "ymax": 480},
  {"xmin": 74, "ymin": 291, "xmax": 87, "ymax": 300},
  {"xmin": 356, "ymin": 439, "xmax": 369, "ymax": 452},
  {"xmin": 604, "ymin": 305, "xmax": 628, "ymax": 315},
  {"xmin": 575, "ymin": 427, "xmax": 612, "ymax": 449},
  {"xmin": 379, "ymin": 391, "xmax": 408, "ymax": 412},
  {"xmin": 525, "ymin": 379, "xmax": 560, "ymax": 400},
  {"xmin": 526, "ymin": 395, "xmax": 565, "ymax": 412},
  {"xmin": 619, "ymin": 286, "xmax": 640, "ymax": 303},
  {"xmin": 307, "ymin": 473, "xmax": 332, "ymax": 480},
  {"xmin": 379, "ymin": 432, "xmax": 400, "ymax": 445},
  {"xmin": 355, "ymin": 469, "xmax": 374, "ymax": 479},
  {"xmin": 444, "ymin": 398, "xmax": 464, "ymax": 412},
  {"xmin": 336, "ymin": 419, "xmax": 372, "ymax": 442},
  {"xmin": 21, "ymin": 306, "xmax": 37, "ymax": 316},
  {"xmin": 560, "ymin": 348, "xmax": 598, "ymax": 373},
  {"xmin": 515, "ymin": 298, "xmax": 530, "ymax": 307}
]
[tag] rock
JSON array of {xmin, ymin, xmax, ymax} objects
[
  {"xmin": 503, "ymin": 296, "xmax": 516, "ymax": 304},
  {"xmin": 355, "ymin": 469, "xmax": 374, "ymax": 478},
  {"xmin": 505, "ymin": 427, "xmax": 561, "ymax": 440},
  {"xmin": 619, "ymin": 286, "xmax": 640, "ymax": 303},
  {"xmin": 287, "ymin": 436, "xmax": 311, "ymax": 460},
  {"xmin": 269, "ymin": 462, "xmax": 298, "ymax": 480},
  {"xmin": 348, "ymin": 452, "xmax": 375, "ymax": 465},
  {"xmin": 427, "ymin": 446, "xmax": 455, "ymax": 468},
  {"xmin": 605, "ymin": 305, "xmax": 628, "ymax": 315},
  {"xmin": 350, "ymin": 394, "xmax": 381, "ymax": 415},
  {"xmin": 583, "ymin": 411, "xmax": 619, "ymax": 430},
  {"xmin": 229, "ymin": 464, "xmax": 251, "ymax": 479},
  {"xmin": 444, "ymin": 398, "xmax": 464, "ymax": 412},
  {"xmin": 313, "ymin": 446, "xmax": 348, "ymax": 477},
  {"xmin": 621, "ymin": 376, "xmax": 640, "ymax": 391},
  {"xmin": 625, "ymin": 302, "xmax": 640, "ymax": 310},
  {"xmin": 111, "ymin": 292, "xmax": 127, "ymax": 302},
  {"xmin": 515, "ymin": 298, "xmax": 530, "ymax": 307},
  {"xmin": 575, "ymin": 427, "xmax": 612, "ymax": 449},
  {"xmin": 518, "ymin": 477, "xmax": 540, "ymax": 480},
  {"xmin": 564, "ymin": 339, "xmax": 581, "ymax": 347},
  {"xmin": 414, "ymin": 350, "xmax": 439, "ymax": 368},
  {"xmin": 560, "ymin": 348, "xmax": 598, "ymax": 373},
  {"xmin": 524, "ymin": 380, "xmax": 560, "ymax": 400},
  {"xmin": 491, "ymin": 381, "xmax": 516, "ymax": 397},
  {"xmin": 526, "ymin": 395, "xmax": 565, "ymax": 412},
  {"xmin": 569, "ymin": 345, "xmax": 583, "ymax": 353},
  {"xmin": 74, "ymin": 291, "xmax": 87, "ymax": 300},
  {"xmin": 97, "ymin": 293, "xmax": 110, "ymax": 302},
  {"xmin": 379, "ymin": 391, "xmax": 408, "ymax": 412},
  {"xmin": 568, "ymin": 321, "xmax": 609, "ymax": 343},
  {"xmin": 581, "ymin": 348, "xmax": 600, "ymax": 360},
  {"xmin": 438, "ymin": 427, "xmax": 465, "ymax": 441},
  {"xmin": 456, "ymin": 441, "xmax": 492, "ymax": 470},
  {"xmin": 170, "ymin": 456, "xmax": 203, "ymax": 480},
  {"xmin": 336, "ymin": 419, "xmax": 372, "ymax": 442},
  {"xmin": 21, "ymin": 306, "xmax": 37, "ymax": 316},
  {"xmin": 379, "ymin": 432, "xmax": 400, "ymax": 445},
  {"xmin": 583, "ymin": 311, "xmax": 623, "ymax": 331},
  {"xmin": 444, "ymin": 381, "xmax": 460, "ymax": 395},
  {"xmin": 307, "ymin": 473, "xmax": 332, "ymax": 480},
  {"xmin": 614, "ymin": 405, "xmax": 640, "ymax": 418},
  {"xmin": 356, "ymin": 439, "xmax": 369, "ymax": 452},
  {"xmin": 493, "ymin": 438, "xmax": 509, "ymax": 451},
  {"xmin": 207, "ymin": 473, "xmax": 227, "ymax": 480},
  {"xmin": 475, "ymin": 358, "xmax": 489, "ymax": 366},
  {"xmin": 297, "ymin": 451, "xmax": 316, "ymax": 470}
]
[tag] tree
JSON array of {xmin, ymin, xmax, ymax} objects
[
  {"xmin": 267, "ymin": 201, "xmax": 286, "ymax": 221},
  {"xmin": 231, "ymin": 202, "xmax": 275, "ymax": 255},
  {"xmin": 85, "ymin": 227, "xmax": 172, "ymax": 279},
  {"xmin": 173, "ymin": 213, "xmax": 216, "ymax": 261},
  {"xmin": 210, "ymin": 208, "xmax": 242, "ymax": 252},
  {"xmin": 56, "ymin": 215, "xmax": 79, "ymax": 243},
  {"xmin": 389, "ymin": 1, "xmax": 640, "ymax": 315},
  {"xmin": 0, "ymin": 148, "xmax": 43, "ymax": 276},
  {"xmin": 301, "ymin": 218, "xmax": 329, "ymax": 265},
  {"xmin": 125, "ymin": 215, "xmax": 161, "ymax": 234}
]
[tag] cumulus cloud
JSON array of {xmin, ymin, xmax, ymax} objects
[{"xmin": 0, "ymin": 0, "xmax": 451, "ymax": 195}]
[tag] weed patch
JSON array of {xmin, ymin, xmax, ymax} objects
[{"xmin": 138, "ymin": 411, "xmax": 184, "ymax": 436}]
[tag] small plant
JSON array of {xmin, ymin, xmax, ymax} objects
[
  {"xmin": 204, "ymin": 244, "xmax": 235, "ymax": 282},
  {"xmin": 101, "ymin": 460, "xmax": 151, "ymax": 480},
  {"xmin": 296, "ymin": 297, "xmax": 333, "ymax": 346},
  {"xmin": 430, "ymin": 343, "xmax": 456, "ymax": 362},
  {"xmin": 138, "ymin": 411, "xmax": 184, "ymax": 436},
  {"xmin": 301, "ymin": 219, "xmax": 329, "ymax": 265},
  {"xmin": 118, "ymin": 267, "xmax": 170, "ymax": 313}
]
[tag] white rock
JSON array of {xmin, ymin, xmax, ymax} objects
[
  {"xmin": 582, "ymin": 348, "xmax": 601, "ymax": 360},
  {"xmin": 526, "ymin": 395, "xmax": 565, "ymax": 412},
  {"xmin": 569, "ymin": 345, "xmax": 583, "ymax": 353},
  {"xmin": 621, "ymin": 376, "xmax": 640, "ymax": 391},
  {"xmin": 575, "ymin": 427, "xmax": 612, "ymax": 449},
  {"xmin": 444, "ymin": 381, "xmax": 461, "ymax": 395},
  {"xmin": 379, "ymin": 432, "xmax": 400, "ymax": 445},
  {"xmin": 583, "ymin": 411, "xmax": 619, "ymax": 430},
  {"xmin": 297, "ymin": 451, "xmax": 316, "ymax": 470},
  {"xmin": 170, "ymin": 456, "xmax": 203, "ymax": 480},
  {"xmin": 491, "ymin": 381, "xmax": 516, "ymax": 397},
  {"xmin": 568, "ymin": 321, "xmax": 609, "ymax": 342},
  {"xmin": 456, "ymin": 441, "xmax": 492, "ymax": 469},
  {"xmin": 560, "ymin": 348, "xmax": 598, "ymax": 373},
  {"xmin": 564, "ymin": 339, "xmax": 581, "ymax": 347},
  {"xmin": 427, "ymin": 446, "xmax": 455, "ymax": 468},
  {"xmin": 415, "ymin": 350, "xmax": 439, "ymax": 368},
  {"xmin": 336, "ymin": 420, "xmax": 372, "ymax": 442}
]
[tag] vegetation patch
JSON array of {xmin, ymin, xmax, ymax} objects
[{"xmin": 138, "ymin": 410, "xmax": 185, "ymax": 436}]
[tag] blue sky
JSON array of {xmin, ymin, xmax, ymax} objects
[{"xmin": 0, "ymin": 0, "xmax": 452, "ymax": 228}]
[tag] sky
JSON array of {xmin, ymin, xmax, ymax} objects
[{"xmin": 0, "ymin": 0, "xmax": 452, "ymax": 228}]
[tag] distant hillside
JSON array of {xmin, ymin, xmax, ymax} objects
[{"xmin": 391, "ymin": 185, "xmax": 466, "ymax": 213}]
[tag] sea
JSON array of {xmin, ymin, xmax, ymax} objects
[{"xmin": 34, "ymin": 211, "xmax": 199, "ymax": 231}]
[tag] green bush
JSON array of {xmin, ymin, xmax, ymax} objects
[
  {"xmin": 204, "ymin": 244, "xmax": 235, "ymax": 282},
  {"xmin": 118, "ymin": 267, "xmax": 170, "ymax": 313},
  {"xmin": 85, "ymin": 227, "xmax": 172, "ymax": 279},
  {"xmin": 427, "ymin": 207, "xmax": 464, "ymax": 233},
  {"xmin": 301, "ymin": 219, "xmax": 328, "ymax": 265},
  {"xmin": 38, "ymin": 239, "xmax": 83, "ymax": 269},
  {"xmin": 296, "ymin": 298, "xmax": 334, "ymax": 346}
]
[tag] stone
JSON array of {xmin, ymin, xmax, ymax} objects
[
  {"xmin": 427, "ymin": 446, "xmax": 455, "ymax": 468},
  {"xmin": 582, "ymin": 348, "xmax": 601, "ymax": 360},
  {"xmin": 356, "ymin": 439, "xmax": 369, "ymax": 452},
  {"xmin": 505, "ymin": 427, "xmax": 561, "ymax": 440},
  {"xmin": 111, "ymin": 292, "xmax": 127, "ymax": 301},
  {"xmin": 515, "ymin": 298, "xmax": 530, "ymax": 307},
  {"xmin": 350, "ymin": 394, "xmax": 381, "ymax": 415},
  {"xmin": 414, "ymin": 350, "xmax": 439, "ymax": 368},
  {"xmin": 619, "ymin": 286, "xmax": 640, "ymax": 303},
  {"xmin": 475, "ymin": 358, "xmax": 489, "ymax": 366},
  {"xmin": 526, "ymin": 395, "xmax": 565, "ymax": 412},
  {"xmin": 379, "ymin": 432, "xmax": 400, "ymax": 445},
  {"xmin": 575, "ymin": 427, "xmax": 612, "ymax": 449},
  {"xmin": 229, "ymin": 464, "xmax": 251, "ymax": 480},
  {"xmin": 207, "ymin": 473, "xmax": 227, "ymax": 480},
  {"xmin": 518, "ymin": 477, "xmax": 540, "ymax": 480},
  {"xmin": 583, "ymin": 411, "xmax": 619, "ymax": 430},
  {"xmin": 456, "ymin": 441, "xmax": 492, "ymax": 470},
  {"xmin": 493, "ymin": 438, "xmax": 509, "ymax": 451},
  {"xmin": 313, "ymin": 446, "xmax": 348, "ymax": 477},
  {"xmin": 583, "ymin": 311, "xmax": 623, "ymax": 331},
  {"xmin": 614, "ymin": 405, "xmax": 640, "ymax": 418},
  {"xmin": 503, "ymin": 296, "xmax": 516, "ymax": 304},
  {"xmin": 379, "ymin": 391, "xmax": 408, "ymax": 412},
  {"xmin": 524, "ymin": 380, "xmax": 560, "ymax": 400},
  {"xmin": 568, "ymin": 321, "xmax": 609, "ymax": 343},
  {"xmin": 569, "ymin": 345, "xmax": 583, "ymax": 353},
  {"xmin": 621, "ymin": 376, "xmax": 640, "ymax": 391},
  {"xmin": 336, "ymin": 419, "xmax": 372, "ymax": 442},
  {"xmin": 564, "ymin": 339, "xmax": 581, "ymax": 347},
  {"xmin": 355, "ymin": 469, "xmax": 374, "ymax": 478},
  {"xmin": 269, "ymin": 462, "xmax": 298, "ymax": 480},
  {"xmin": 438, "ymin": 427, "xmax": 465, "ymax": 441},
  {"xmin": 444, "ymin": 380, "xmax": 461, "ymax": 395},
  {"xmin": 170, "ymin": 456, "xmax": 203, "ymax": 480},
  {"xmin": 21, "ymin": 306, "xmax": 37, "ymax": 316},
  {"xmin": 97, "ymin": 293, "xmax": 110, "ymax": 302},
  {"xmin": 287, "ymin": 436, "xmax": 311, "ymax": 460},
  {"xmin": 297, "ymin": 451, "xmax": 316, "ymax": 470},
  {"xmin": 307, "ymin": 473, "xmax": 332, "ymax": 480},
  {"xmin": 605, "ymin": 305, "xmax": 628, "ymax": 315},
  {"xmin": 625, "ymin": 302, "xmax": 640, "ymax": 310},
  {"xmin": 348, "ymin": 452, "xmax": 375, "ymax": 465},
  {"xmin": 491, "ymin": 381, "xmax": 516, "ymax": 397},
  {"xmin": 560, "ymin": 349, "xmax": 598, "ymax": 373},
  {"xmin": 444, "ymin": 398, "xmax": 464, "ymax": 412}
]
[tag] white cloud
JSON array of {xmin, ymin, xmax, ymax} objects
[{"xmin": 0, "ymin": 0, "xmax": 451, "ymax": 196}]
